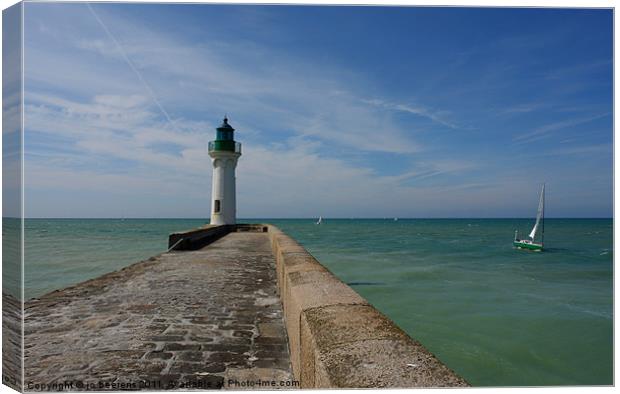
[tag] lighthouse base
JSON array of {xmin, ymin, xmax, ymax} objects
[{"xmin": 210, "ymin": 214, "xmax": 235, "ymax": 226}]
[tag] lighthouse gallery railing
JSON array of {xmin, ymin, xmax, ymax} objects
[{"xmin": 208, "ymin": 141, "xmax": 242, "ymax": 154}]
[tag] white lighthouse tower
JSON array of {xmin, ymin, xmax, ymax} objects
[{"xmin": 208, "ymin": 116, "xmax": 241, "ymax": 225}]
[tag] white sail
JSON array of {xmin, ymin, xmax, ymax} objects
[{"xmin": 528, "ymin": 184, "xmax": 545, "ymax": 239}]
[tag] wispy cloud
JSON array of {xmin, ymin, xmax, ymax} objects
[
  {"xmin": 544, "ymin": 59, "xmax": 612, "ymax": 80},
  {"xmin": 385, "ymin": 159, "xmax": 477, "ymax": 183},
  {"xmin": 86, "ymin": 3, "xmax": 181, "ymax": 134},
  {"xmin": 59, "ymin": 8, "xmax": 423, "ymax": 155},
  {"xmin": 513, "ymin": 112, "xmax": 611, "ymax": 142},
  {"xmin": 503, "ymin": 102, "xmax": 547, "ymax": 114},
  {"xmin": 362, "ymin": 98, "xmax": 462, "ymax": 130},
  {"xmin": 546, "ymin": 143, "xmax": 612, "ymax": 157}
]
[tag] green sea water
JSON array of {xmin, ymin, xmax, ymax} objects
[{"xmin": 9, "ymin": 218, "xmax": 614, "ymax": 386}]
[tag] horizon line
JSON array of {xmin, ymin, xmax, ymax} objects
[{"xmin": 7, "ymin": 216, "xmax": 614, "ymax": 220}]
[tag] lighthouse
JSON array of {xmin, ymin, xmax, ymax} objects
[{"xmin": 208, "ymin": 116, "xmax": 241, "ymax": 225}]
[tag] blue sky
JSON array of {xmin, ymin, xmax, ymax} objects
[{"xmin": 18, "ymin": 3, "xmax": 612, "ymax": 218}]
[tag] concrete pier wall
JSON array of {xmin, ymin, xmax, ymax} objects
[{"xmin": 266, "ymin": 225, "xmax": 468, "ymax": 388}]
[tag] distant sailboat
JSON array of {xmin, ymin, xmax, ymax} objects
[
  {"xmin": 514, "ymin": 183, "xmax": 545, "ymax": 251},
  {"xmin": 316, "ymin": 216, "xmax": 323, "ymax": 225}
]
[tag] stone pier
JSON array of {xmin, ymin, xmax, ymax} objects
[{"xmin": 9, "ymin": 224, "xmax": 468, "ymax": 391}]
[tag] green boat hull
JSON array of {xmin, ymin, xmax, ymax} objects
[{"xmin": 513, "ymin": 240, "xmax": 543, "ymax": 251}]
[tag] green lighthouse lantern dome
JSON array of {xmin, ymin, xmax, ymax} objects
[
  {"xmin": 216, "ymin": 116, "xmax": 235, "ymax": 141},
  {"xmin": 209, "ymin": 116, "xmax": 241, "ymax": 154}
]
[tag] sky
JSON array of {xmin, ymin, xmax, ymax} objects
[{"xmin": 12, "ymin": 3, "xmax": 613, "ymax": 218}]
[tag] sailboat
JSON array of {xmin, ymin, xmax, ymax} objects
[
  {"xmin": 316, "ymin": 216, "xmax": 323, "ymax": 225},
  {"xmin": 514, "ymin": 183, "xmax": 545, "ymax": 251}
]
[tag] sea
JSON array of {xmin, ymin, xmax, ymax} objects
[{"xmin": 4, "ymin": 218, "xmax": 613, "ymax": 386}]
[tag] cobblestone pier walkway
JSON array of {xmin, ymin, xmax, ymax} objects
[{"xmin": 23, "ymin": 232, "xmax": 294, "ymax": 390}]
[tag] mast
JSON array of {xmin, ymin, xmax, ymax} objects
[
  {"xmin": 528, "ymin": 183, "xmax": 544, "ymax": 241},
  {"xmin": 541, "ymin": 183, "xmax": 545, "ymax": 245}
]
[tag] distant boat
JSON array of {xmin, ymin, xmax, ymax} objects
[
  {"xmin": 514, "ymin": 183, "xmax": 545, "ymax": 251},
  {"xmin": 316, "ymin": 216, "xmax": 322, "ymax": 225},
  {"xmin": 394, "ymin": 217, "xmax": 398, "ymax": 221}
]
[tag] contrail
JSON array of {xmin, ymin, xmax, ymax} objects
[{"xmin": 86, "ymin": 3, "xmax": 180, "ymax": 132}]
